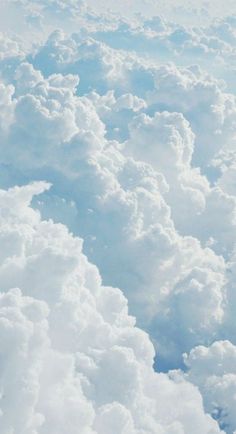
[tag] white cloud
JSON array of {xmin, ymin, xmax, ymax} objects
[
  {"xmin": 0, "ymin": 59, "xmax": 232, "ymax": 370},
  {"xmin": 0, "ymin": 182, "xmax": 223, "ymax": 434},
  {"xmin": 185, "ymin": 340, "xmax": 236, "ymax": 433},
  {"xmin": 147, "ymin": 63, "xmax": 236, "ymax": 172},
  {"xmin": 0, "ymin": 2, "xmax": 236, "ymax": 431}
]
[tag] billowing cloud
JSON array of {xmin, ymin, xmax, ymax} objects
[
  {"xmin": 0, "ymin": 182, "xmax": 222, "ymax": 433},
  {"xmin": 0, "ymin": 31, "xmax": 233, "ymax": 359},
  {"xmin": 0, "ymin": 1, "xmax": 236, "ymax": 432},
  {"xmin": 185, "ymin": 340, "xmax": 236, "ymax": 433},
  {"xmin": 0, "ymin": 60, "xmax": 230, "ymax": 369}
]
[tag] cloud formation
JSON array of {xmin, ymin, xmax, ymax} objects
[
  {"xmin": 185, "ymin": 340, "xmax": 236, "ymax": 433},
  {"xmin": 0, "ymin": 1, "xmax": 236, "ymax": 432},
  {"xmin": 0, "ymin": 182, "xmax": 222, "ymax": 433},
  {"xmin": 0, "ymin": 55, "xmax": 232, "ymax": 369}
]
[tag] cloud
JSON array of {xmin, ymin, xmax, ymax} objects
[
  {"xmin": 0, "ymin": 2, "xmax": 236, "ymax": 432},
  {"xmin": 0, "ymin": 182, "xmax": 223, "ymax": 434},
  {"xmin": 147, "ymin": 63, "xmax": 236, "ymax": 174},
  {"xmin": 185, "ymin": 340, "xmax": 236, "ymax": 433},
  {"xmin": 0, "ymin": 56, "xmax": 233, "ymax": 370}
]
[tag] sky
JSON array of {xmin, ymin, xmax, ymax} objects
[{"xmin": 0, "ymin": 0, "xmax": 236, "ymax": 433}]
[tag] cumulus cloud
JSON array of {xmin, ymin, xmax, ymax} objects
[
  {"xmin": 0, "ymin": 1, "xmax": 236, "ymax": 432},
  {"xmin": 184, "ymin": 340, "xmax": 236, "ymax": 433},
  {"xmin": 0, "ymin": 182, "xmax": 222, "ymax": 434},
  {"xmin": 0, "ymin": 33, "xmax": 234, "ymax": 371}
]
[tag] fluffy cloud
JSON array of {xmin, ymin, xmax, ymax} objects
[
  {"xmin": 147, "ymin": 63, "xmax": 236, "ymax": 174},
  {"xmin": 0, "ymin": 182, "xmax": 222, "ymax": 434},
  {"xmin": 0, "ymin": 1, "xmax": 236, "ymax": 432},
  {"xmin": 26, "ymin": 26, "xmax": 236, "ymax": 184},
  {"xmin": 185, "ymin": 340, "xmax": 236, "ymax": 433},
  {"xmin": 126, "ymin": 85, "xmax": 236, "ymax": 257},
  {"xmin": 0, "ymin": 55, "xmax": 232, "ymax": 370}
]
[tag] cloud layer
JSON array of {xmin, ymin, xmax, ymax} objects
[
  {"xmin": 0, "ymin": 182, "xmax": 222, "ymax": 434},
  {"xmin": 0, "ymin": 1, "xmax": 236, "ymax": 432}
]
